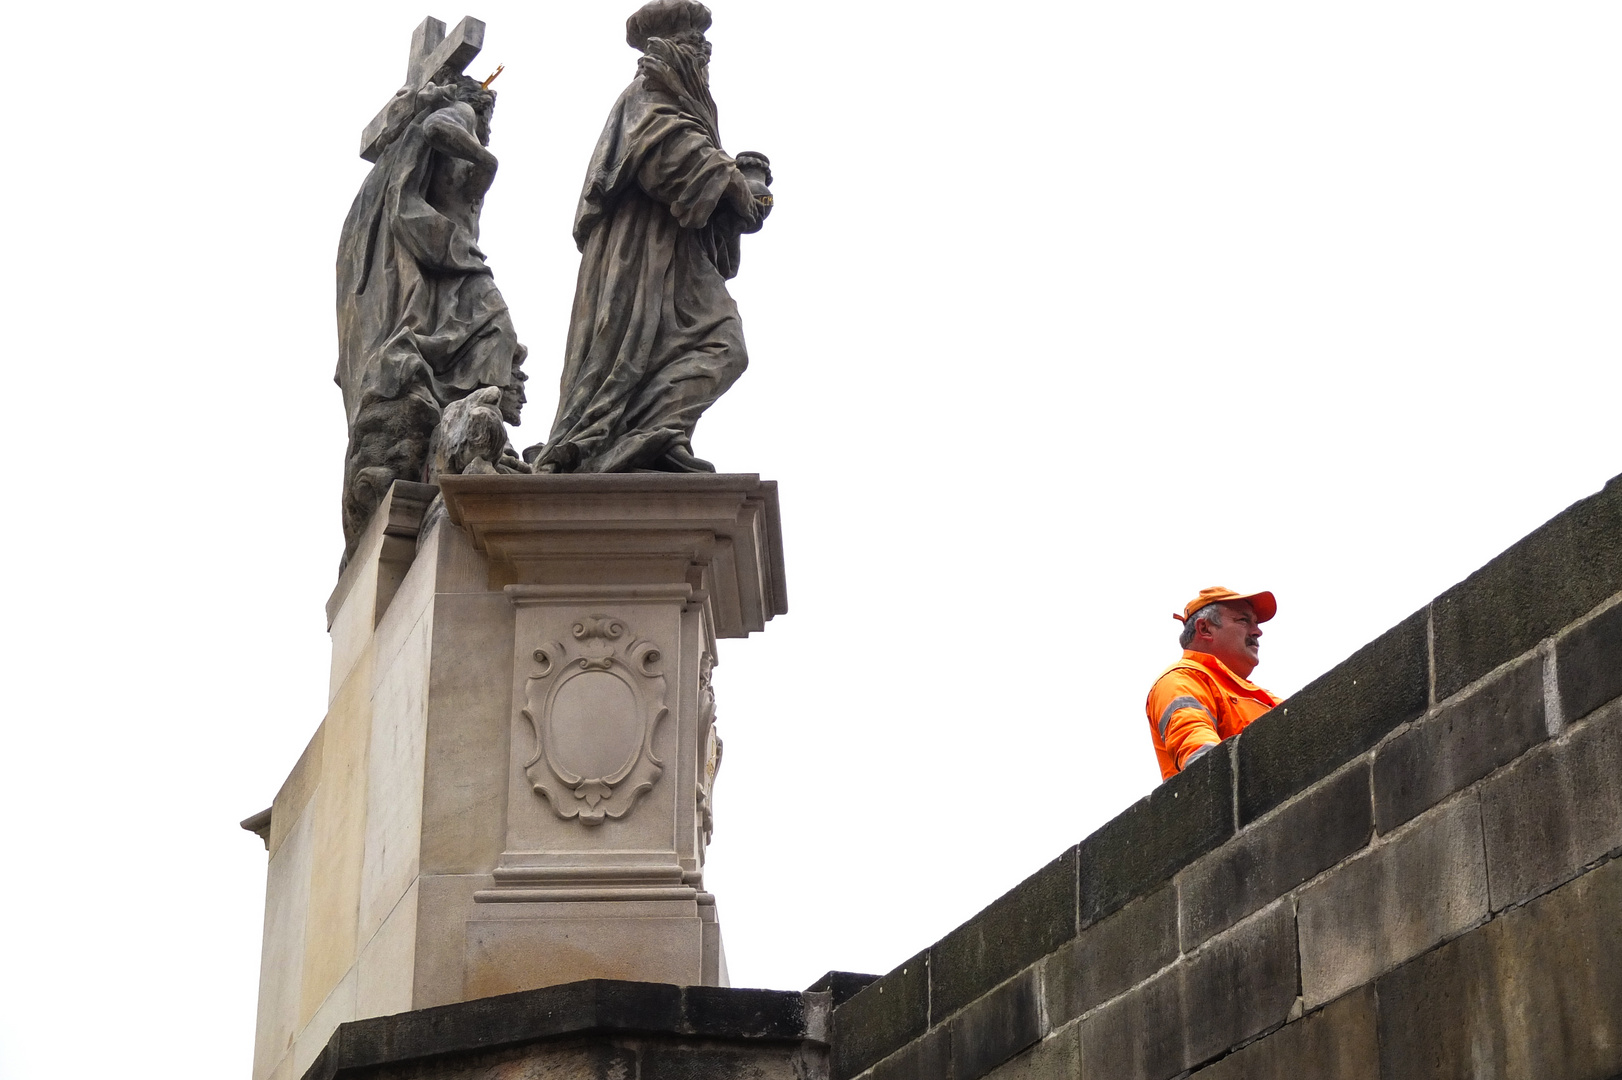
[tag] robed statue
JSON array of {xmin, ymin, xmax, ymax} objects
[
  {"xmin": 336, "ymin": 59, "xmax": 530, "ymax": 567},
  {"xmin": 527, "ymin": 0, "xmax": 773, "ymax": 474}
]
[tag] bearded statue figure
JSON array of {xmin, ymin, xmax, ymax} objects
[{"xmin": 526, "ymin": 0, "xmax": 773, "ymax": 475}]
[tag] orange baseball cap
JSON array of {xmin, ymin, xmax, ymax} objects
[{"xmin": 1173, "ymin": 586, "xmax": 1277, "ymax": 624}]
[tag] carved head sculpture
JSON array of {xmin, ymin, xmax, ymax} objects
[
  {"xmin": 407, "ymin": 76, "xmax": 497, "ymax": 145},
  {"xmin": 451, "ymin": 76, "xmax": 497, "ymax": 146},
  {"xmin": 626, "ymin": 0, "xmax": 713, "ymax": 51}
]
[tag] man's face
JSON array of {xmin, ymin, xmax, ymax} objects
[{"xmin": 1202, "ymin": 601, "xmax": 1262, "ymax": 676}]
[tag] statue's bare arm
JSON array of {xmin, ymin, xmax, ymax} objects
[{"xmin": 423, "ymin": 103, "xmax": 498, "ymax": 178}]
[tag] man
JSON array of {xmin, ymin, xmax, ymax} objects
[
  {"xmin": 1146, "ymin": 587, "xmax": 1284, "ymax": 781},
  {"xmin": 527, "ymin": 0, "xmax": 773, "ymax": 475},
  {"xmin": 335, "ymin": 74, "xmax": 529, "ymax": 567}
]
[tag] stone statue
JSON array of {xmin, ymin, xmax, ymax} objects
[
  {"xmin": 336, "ymin": 17, "xmax": 529, "ymax": 567},
  {"xmin": 526, "ymin": 0, "xmax": 774, "ymax": 475}
]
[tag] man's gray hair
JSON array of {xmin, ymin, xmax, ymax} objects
[{"xmin": 1179, "ymin": 603, "xmax": 1224, "ymax": 649}]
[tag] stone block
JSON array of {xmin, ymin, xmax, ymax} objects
[
  {"xmin": 640, "ymin": 1042, "xmax": 815, "ymax": 1080},
  {"xmin": 1432, "ymin": 474, "xmax": 1622, "ymax": 701},
  {"xmin": 933, "ymin": 849, "xmax": 1077, "ymax": 1021},
  {"xmin": 1191, "ymin": 985, "xmax": 1378, "ymax": 1080},
  {"xmin": 410, "ymin": 872, "xmax": 486, "ymax": 1009},
  {"xmin": 370, "ymin": 1040, "xmax": 635, "ymax": 1080},
  {"xmin": 420, "ymin": 590, "xmax": 514, "ymax": 876},
  {"xmin": 327, "ymin": 552, "xmax": 384, "ymax": 702},
  {"xmin": 1373, "ymin": 653, "xmax": 1545, "ymax": 833},
  {"xmin": 1079, "ymin": 744, "xmax": 1233, "ymax": 929},
  {"xmin": 1480, "ymin": 698, "xmax": 1622, "ymax": 910},
  {"xmin": 1557, "ymin": 599, "xmax": 1622, "ymax": 724},
  {"xmin": 1296, "ymin": 795, "xmax": 1488, "ymax": 1008},
  {"xmin": 807, "ymin": 971, "xmax": 880, "ymax": 1008},
  {"xmin": 866, "ymin": 1025, "xmax": 951, "ymax": 1080},
  {"xmin": 1376, "ymin": 856, "xmax": 1622, "ymax": 1080},
  {"xmin": 1237, "ymin": 611, "xmax": 1428, "ymax": 824},
  {"xmin": 1075, "ymin": 901, "xmax": 1297, "ymax": 1079},
  {"xmin": 1179, "ymin": 900, "xmax": 1299, "ymax": 1068},
  {"xmin": 303, "ymin": 982, "xmax": 824, "ymax": 1080},
  {"xmin": 464, "ymin": 912, "xmax": 704, "ymax": 998},
  {"xmin": 1043, "ymin": 885, "xmax": 1177, "ymax": 1028},
  {"xmin": 291, "ymin": 964, "xmax": 356, "ymax": 1080},
  {"xmin": 1179, "ymin": 762, "xmax": 1372, "ymax": 950},
  {"xmin": 300, "ymin": 647, "xmax": 375, "ymax": 1025},
  {"xmin": 950, "ymin": 969, "xmax": 1043, "ymax": 1080},
  {"xmin": 254, "ymin": 810, "xmax": 315, "ymax": 1080},
  {"xmin": 269, "ymin": 726, "xmax": 323, "ymax": 859},
  {"xmin": 1073, "ymin": 961, "xmax": 1184, "ymax": 1080},
  {"xmin": 355, "ymin": 879, "xmax": 419, "ymax": 1021},
  {"xmin": 358, "ymin": 606, "xmax": 431, "ymax": 944},
  {"xmin": 684, "ymin": 983, "xmax": 821, "ymax": 1040},
  {"xmin": 981, "ymin": 1024, "xmax": 1081, "ymax": 1080},
  {"xmin": 832, "ymin": 950, "xmax": 929, "ymax": 1080}
]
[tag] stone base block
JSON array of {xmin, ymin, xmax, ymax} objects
[{"xmin": 465, "ymin": 900, "xmax": 714, "ymax": 996}]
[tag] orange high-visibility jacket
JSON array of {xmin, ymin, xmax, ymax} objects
[{"xmin": 1146, "ymin": 651, "xmax": 1283, "ymax": 781}]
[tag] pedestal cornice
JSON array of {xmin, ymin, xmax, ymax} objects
[{"xmin": 438, "ymin": 473, "xmax": 787, "ymax": 639}]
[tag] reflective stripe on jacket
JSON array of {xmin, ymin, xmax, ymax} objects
[{"xmin": 1145, "ymin": 651, "xmax": 1282, "ymax": 781}]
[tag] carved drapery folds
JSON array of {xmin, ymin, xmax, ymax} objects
[
  {"xmin": 697, "ymin": 651, "xmax": 723, "ymax": 847},
  {"xmin": 522, "ymin": 614, "xmax": 668, "ymax": 824}
]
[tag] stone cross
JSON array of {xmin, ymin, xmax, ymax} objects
[{"xmin": 359, "ymin": 15, "xmax": 485, "ymax": 162}]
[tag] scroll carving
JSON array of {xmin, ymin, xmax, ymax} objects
[{"xmin": 522, "ymin": 614, "xmax": 668, "ymax": 824}]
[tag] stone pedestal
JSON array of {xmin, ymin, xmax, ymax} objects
[{"xmin": 249, "ymin": 475, "xmax": 784, "ymax": 1080}]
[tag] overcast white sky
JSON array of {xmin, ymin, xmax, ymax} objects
[{"xmin": 2, "ymin": 1, "xmax": 1620, "ymax": 1076}]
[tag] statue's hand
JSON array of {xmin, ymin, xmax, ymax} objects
[{"xmin": 724, "ymin": 171, "xmax": 762, "ymax": 226}]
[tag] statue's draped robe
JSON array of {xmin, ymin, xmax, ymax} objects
[
  {"xmin": 538, "ymin": 44, "xmax": 755, "ymax": 473},
  {"xmin": 335, "ymin": 103, "xmax": 522, "ymax": 428},
  {"xmin": 334, "ymin": 96, "xmax": 525, "ymax": 563}
]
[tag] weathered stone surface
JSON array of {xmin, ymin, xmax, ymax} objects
[
  {"xmin": 865, "ymin": 1025, "xmax": 950, "ymax": 1080},
  {"xmin": 301, "ymin": 981, "xmax": 825, "ymax": 1080},
  {"xmin": 684, "ymin": 984, "xmax": 822, "ymax": 1039},
  {"xmin": 1191, "ymin": 986, "xmax": 1378, "ymax": 1080},
  {"xmin": 1373, "ymin": 652, "xmax": 1546, "ymax": 834},
  {"xmin": 1557, "ymin": 598, "xmax": 1622, "ymax": 724},
  {"xmin": 1073, "ymin": 959, "xmax": 1184, "ymax": 1080},
  {"xmin": 807, "ymin": 971, "xmax": 881, "ymax": 1009},
  {"xmin": 640, "ymin": 1042, "xmax": 820, "ymax": 1080},
  {"xmin": 950, "ymin": 970, "xmax": 1043, "ymax": 1080},
  {"xmin": 1296, "ymin": 795, "xmax": 1488, "ymax": 1008},
  {"xmin": 1376, "ymin": 856, "xmax": 1622, "ymax": 1080},
  {"xmin": 1480, "ymin": 698, "xmax": 1622, "ymax": 910},
  {"xmin": 1432, "ymin": 475, "xmax": 1622, "ymax": 701},
  {"xmin": 932, "ymin": 849, "xmax": 1077, "ymax": 1021},
  {"xmin": 982, "ymin": 1025, "xmax": 1082, "ymax": 1080},
  {"xmin": 1043, "ymin": 885, "xmax": 1178, "ymax": 1028},
  {"xmin": 1079, "ymin": 744, "xmax": 1233, "ymax": 929},
  {"xmin": 1076, "ymin": 901, "xmax": 1297, "ymax": 1079},
  {"xmin": 831, "ymin": 952, "xmax": 929, "ymax": 1080},
  {"xmin": 1236, "ymin": 610, "xmax": 1428, "ymax": 824},
  {"xmin": 1179, "ymin": 762, "xmax": 1372, "ymax": 950},
  {"xmin": 361, "ymin": 1038, "xmax": 636, "ymax": 1080},
  {"xmin": 1180, "ymin": 901, "xmax": 1299, "ymax": 1069},
  {"xmin": 526, "ymin": 2, "xmax": 772, "ymax": 477}
]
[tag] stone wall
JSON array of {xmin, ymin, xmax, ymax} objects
[{"xmin": 829, "ymin": 472, "xmax": 1622, "ymax": 1080}]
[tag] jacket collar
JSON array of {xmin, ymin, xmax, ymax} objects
[{"xmin": 1179, "ymin": 649, "xmax": 1268, "ymax": 694}]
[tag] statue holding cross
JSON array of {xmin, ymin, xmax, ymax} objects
[{"xmin": 334, "ymin": 16, "xmax": 529, "ymax": 569}]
